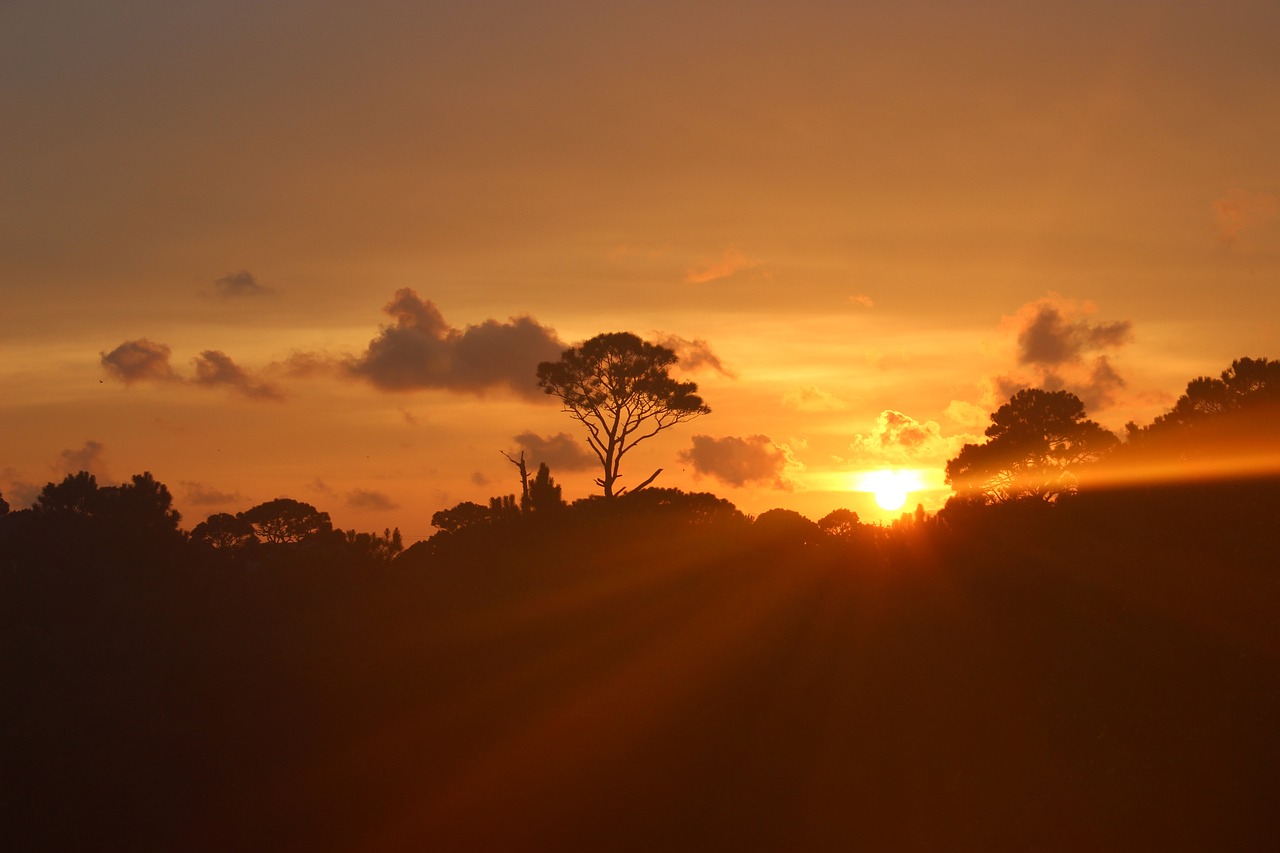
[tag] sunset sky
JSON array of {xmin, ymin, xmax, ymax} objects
[{"xmin": 4, "ymin": 0, "xmax": 1278, "ymax": 540}]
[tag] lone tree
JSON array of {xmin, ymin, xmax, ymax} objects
[
  {"xmin": 946, "ymin": 388, "xmax": 1117, "ymax": 504},
  {"xmin": 537, "ymin": 332, "xmax": 710, "ymax": 497}
]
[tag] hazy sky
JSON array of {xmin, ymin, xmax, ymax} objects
[{"xmin": 4, "ymin": 0, "xmax": 1278, "ymax": 539}]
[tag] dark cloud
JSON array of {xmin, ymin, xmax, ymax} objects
[
  {"xmin": 653, "ymin": 333, "xmax": 734, "ymax": 377},
  {"xmin": 279, "ymin": 350, "xmax": 337, "ymax": 378},
  {"xmin": 181, "ymin": 481, "xmax": 243, "ymax": 506},
  {"xmin": 346, "ymin": 488, "xmax": 399, "ymax": 510},
  {"xmin": 984, "ymin": 294, "xmax": 1135, "ymax": 413},
  {"xmin": 212, "ymin": 270, "xmax": 270, "ymax": 298},
  {"xmin": 1077, "ymin": 356, "xmax": 1127, "ymax": 411},
  {"xmin": 512, "ymin": 431, "xmax": 596, "ymax": 471},
  {"xmin": 102, "ymin": 339, "xmax": 282, "ymax": 401},
  {"xmin": 100, "ymin": 339, "xmax": 179, "ymax": 384},
  {"xmin": 57, "ymin": 440, "xmax": 108, "ymax": 478},
  {"xmin": 1015, "ymin": 300, "xmax": 1131, "ymax": 366},
  {"xmin": 192, "ymin": 350, "xmax": 285, "ymax": 400},
  {"xmin": 345, "ymin": 289, "xmax": 564, "ymax": 399},
  {"xmin": 678, "ymin": 434, "xmax": 797, "ymax": 489}
]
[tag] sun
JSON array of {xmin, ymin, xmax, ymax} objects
[
  {"xmin": 874, "ymin": 482, "xmax": 908, "ymax": 511},
  {"xmin": 858, "ymin": 469, "xmax": 918, "ymax": 512}
]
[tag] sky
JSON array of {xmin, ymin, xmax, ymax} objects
[{"xmin": 3, "ymin": 0, "xmax": 1278, "ymax": 541}]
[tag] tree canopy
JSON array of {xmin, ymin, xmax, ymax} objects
[
  {"xmin": 238, "ymin": 498, "xmax": 332, "ymax": 544},
  {"xmin": 946, "ymin": 389, "xmax": 1118, "ymax": 504},
  {"xmin": 536, "ymin": 332, "xmax": 710, "ymax": 497}
]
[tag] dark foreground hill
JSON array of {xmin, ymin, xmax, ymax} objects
[{"xmin": 3, "ymin": 481, "xmax": 1279, "ymax": 851}]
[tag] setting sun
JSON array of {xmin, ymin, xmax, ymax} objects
[{"xmin": 857, "ymin": 470, "xmax": 923, "ymax": 512}]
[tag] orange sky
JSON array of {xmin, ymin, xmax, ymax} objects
[{"xmin": 3, "ymin": 0, "xmax": 1278, "ymax": 540}]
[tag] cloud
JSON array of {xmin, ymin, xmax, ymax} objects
[
  {"xmin": 212, "ymin": 270, "xmax": 270, "ymax": 298},
  {"xmin": 192, "ymin": 350, "xmax": 285, "ymax": 400},
  {"xmin": 1076, "ymin": 355, "xmax": 1127, "ymax": 411},
  {"xmin": 309, "ymin": 478, "xmax": 335, "ymax": 495},
  {"xmin": 345, "ymin": 289, "xmax": 564, "ymax": 399},
  {"xmin": 1012, "ymin": 296, "xmax": 1131, "ymax": 367},
  {"xmin": 0, "ymin": 467, "xmax": 41, "ymax": 511},
  {"xmin": 57, "ymin": 440, "xmax": 108, "ymax": 478},
  {"xmin": 279, "ymin": 350, "xmax": 337, "ymax": 378},
  {"xmin": 685, "ymin": 247, "xmax": 760, "ymax": 284},
  {"xmin": 346, "ymin": 488, "xmax": 399, "ymax": 510},
  {"xmin": 652, "ymin": 333, "xmax": 734, "ymax": 377},
  {"xmin": 984, "ymin": 293, "xmax": 1134, "ymax": 413},
  {"xmin": 846, "ymin": 411, "xmax": 973, "ymax": 466},
  {"xmin": 181, "ymin": 481, "xmax": 243, "ymax": 506},
  {"xmin": 1213, "ymin": 189, "xmax": 1278, "ymax": 246},
  {"xmin": 100, "ymin": 339, "xmax": 179, "ymax": 384},
  {"xmin": 678, "ymin": 434, "xmax": 800, "ymax": 489},
  {"xmin": 782, "ymin": 385, "xmax": 849, "ymax": 413},
  {"xmin": 102, "ymin": 339, "xmax": 282, "ymax": 400},
  {"xmin": 943, "ymin": 399, "xmax": 989, "ymax": 430},
  {"xmin": 847, "ymin": 293, "xmax": 875, "ymax": 308},
  {"xmin": 512, "ymin": 431, "xmax": 596, "ymax": 471}
]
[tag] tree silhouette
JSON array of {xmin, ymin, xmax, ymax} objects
[
  {"xmin": 431, "ymin": 501, "xmax": 490, "ymax": 533},
  {"xmin": 946, "ymin": 389, "xmax": 1117, "ymax": 503},
  {"xmin": 537, "ymin": 332, "xmax": 709, "ymax": 497},
  {"xmin": 1126, "ymin": 357, "xmax": 1280, "ymax": 458},
  {"xmin": 34, "ymin": 471, "xmax": 101, "ymax": 516},
  {"xmin": 1152, "ymin": 356, "xmax": 1280, "ymax": 428},
  {"xmin": 191, "ymin": 512, "xmax": 258, "ymax": 550},
  {"xmin": 818, "ymin": 508, "xmax": 861, "ymax": 538},
  {"xmin": 238, "ymin": 498, "xmax": 332, "ymax": 544},
  {"xmin": 527, "ymin": 462, "xmax": 565, "ymax": 514}
]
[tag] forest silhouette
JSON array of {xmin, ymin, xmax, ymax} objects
[{"xmin": 2, "ymin": 357, "xmax": 1278, "ymax": 851}]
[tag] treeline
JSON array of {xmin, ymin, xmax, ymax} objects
[{"xmin": 2, "ymin": 357, "xmax": 1276, "ymax": 578}]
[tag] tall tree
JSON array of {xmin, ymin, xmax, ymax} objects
[
  {"xmin": 946, "ymin": 389, "xmax": 1117, "ymax": 503},
  {"xmin": 527, "ymin": 463, "xmax": 565, "ymax": 514},
  {"xmin": 536, "ymin": 333, "xmax": 709, "ymax": 497}
]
